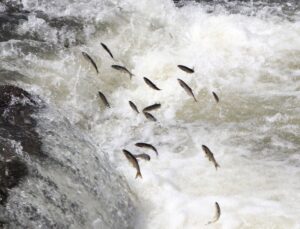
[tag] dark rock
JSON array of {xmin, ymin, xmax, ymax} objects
[
  {"xmin": 0, "ymin": 85, "xmax": 43, "ymax": 157},
  {"xmin": 0, "ymin": 85, "xmax": 136, "ymax": 228},
  {"xmin": 0, "ymin": 138, "xmax": 28, "ymax": 205},
  {"xmin": 0, "ymin": 85, "xmax": 37, "ymax": 108},
  {"xmin": 0, "ymin": 85, "xmax": 41, "ymax": 206}
]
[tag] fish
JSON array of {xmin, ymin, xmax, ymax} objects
[
  {"xmin": 212, "ymin": 91, "xmax": 219, "ymax": 103},
  {"xmin": 143, "ymin": 111, "xmax": 157, "ymax": 122},
  {"xmin": 122, "ymin": 149, "xmax": 142, "ymax": 178},
  {"xmin": 135, "ymin": 142, "xmax": 158, "ymax": 156},
  {"xmin": 143, "ymin": 77, "xmax": 161, "ymax": 90},
  {"xmin": 206, "ymin": 202, "xmax": 221, "ymax": 225},
  {"xmin": 82, "ymin": 52, "xmax": 99, "ymax": 74},
  {"xmin": 201, "ymin": 145, "xmax": 220, "ymax": 170},
  {"xmin": 98, "ymin": 91, "xmax": 110, "ymax": 108},
  {"xmin": 111, "ymin": 65, "xmax": 134, "ymax": 79},
  {"xmin": 101, "ymin": 42, "xmax": 114, "ymax": 59},
  {"xmin": 177, "ymin": 65, "xmax": 194, "ymax": 73},
  {"xmin": 142, "ymin": 103, "xmax": 161, "ymax": 112},
  {"xmin": 177, "ymin": 79, "xmax": 197, "ymax": 102},
  {"xmin": 129, "ymin": 101, "xmax": 139, "ymax": 113},
  {"xmin": 134, "ymin": 153, "xmax": 151, "ymax": 161}
]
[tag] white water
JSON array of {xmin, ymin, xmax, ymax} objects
[{"xmin": 1, "ymin": 0, "xmax": 300, "ymax": 228}]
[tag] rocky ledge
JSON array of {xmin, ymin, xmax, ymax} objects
[{"xmin": 0, "ymin": 85, "xmax": 136, "ymax": 228}]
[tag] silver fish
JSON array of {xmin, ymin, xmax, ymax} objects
[
  {"xmin": 135, "ymin": 142, "xmax": 158, "ymax": 156},
  {"xmin": 202, "ymin": 145, "xmax": 220, "ymax": 170},
  {"xmin": 122, "ymin": 149, "xmax": 142, "ymax": 178},
  {"xmin": 101, "ymin": 42, "xmax": 114, "ymax": 59},
  {"xmin": 98, "ymin": 91, "xmax": 110, "ymax": 108},
  {"xmin": 129, "ymin": 101, "xmax": 139, "ymax": 114},
  {"xmin": 82, "ymin": 52, "xmax": 99, "ymax": 74},
  {"xmin": 142, "ymin": 103, "xmax": 161, "ymax": 112},
  {"xmin": 143, "ymin": 77, "xmax": 161, "ymax": 90},
  {"xmin": 111, "ymin": 65, "xmax": 134, "ymax": 79},
  {"xmin": 212, "ymin": 91, "xmax": 219, "ymax": 103},
  {"xmin": 143, "ymin": 111, "xmax": 157, "ymax": 122},
  {"xmin": 177, "ymin": 65, "xmax": 194, "ymax": 73},
  {"xmin": 177, "ymin": 78, "xmax": 197, "ymax": 102},
  {"xmin": 206, "ymin": 202, "xmax": 221, "ymax": 225},
  {"xmin": 134, "ymin": 153, "xmax": 151, "ymax": 161}
]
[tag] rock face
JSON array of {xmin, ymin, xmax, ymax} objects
[
  {"xmin": 0, "ymin": 85, "xmax": 40, "ymax": 207},
  {"xmin": 0, "ymin": 85, "xmax": 136, "ymax": 228}
]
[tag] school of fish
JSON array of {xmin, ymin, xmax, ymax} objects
[{"xmin": 82, "ymin": 42, "xmax": 222, "ymax": 225}]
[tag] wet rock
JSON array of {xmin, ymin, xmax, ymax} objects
[
  {"xmin": 0, "ymin": 138, "xmax": 28, "ymax": 206},
  {"xmin": 0, "ymin": 85, "xmax": 136, "ymax": 228},
  {"xmin": 0, "ymin": 85, "xmax": 40, "ymax": 206},
  {"xmin": 0, "ymin": 85, "xmax": 43, "ymax": 157}
]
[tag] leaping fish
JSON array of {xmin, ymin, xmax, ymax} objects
[
  {"xmin": 212, "ymin": 91, "xmax": 219, "ymax": 103},
  {"xmin": 129, "ymin": 101, "xmax": 139, "ymax": 114},
  {"xmin": 143, "ymin": 77, "xmax": 161, "ymax": 91},
  {"xmin": 134, "ymin": 153, "xmax": 151, "ymax": 161},
  {"xmin": 135, "ymin": 142, "xmax": 158, "ymax": 156},
  {"xmin": 177, "ymin": 65, "xmax": 194, "ymax": 73},
  {"xmin": 122, "ymin": 149, "xmax": 142, "ymax": 178},
  {"xmin": 143, "ymin": 111, "xmax": 157, "ymax": 122},
  {"xmin": 101, "ymin": 42, "xmax": 114, "ymax": 59},
  {"xmin": 202, "ymin": 145, "xmax": 220, "ymax": 170},
  {"xmin": 82, "ymin": 51, "xmax": 99, "ymax": 74},
  {"xmin": 143, "ymin": 103, "xmax": 161, "ymax": 112},
  {"xmin": 98, "ymin": 91, "xmax": 110, "ymax": 108},
  {"xmin": 206, "ymin": 202, "xmax": 221, "ymax": 225},
  {"xmin": 111, "ymin": 65, "xmax": 134, "ymax": 79},
  {"xmin": 177, "ymin": 78, "xmax": 197, "ymax": 102}
]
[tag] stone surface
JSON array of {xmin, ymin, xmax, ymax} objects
[{"xmin": 0, "ymin": 85, "xmax": 40, "ymax": 207}]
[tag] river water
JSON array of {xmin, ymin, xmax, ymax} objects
[{"xmin": 1, "ymin": 0, "xmax": 300, "ymax": 228}]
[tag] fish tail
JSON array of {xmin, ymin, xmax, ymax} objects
[
  {"xmin": 193, "ymin": 96, "xmax": 198, "ymax": 102},
  {"xmin": 215, "ymin": 162, "xmax": 220, "ymax": 170},
  {"xmin": 136, "ymin": 170, "xmax": 142, "ymax": 179}
]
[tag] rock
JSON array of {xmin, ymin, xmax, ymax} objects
[
  {"xmin": 0, "ymin": 138, "xmax": 28, "ymax": 206},
  {"xmin": 0, "ymin": 85, "xmax": 43, "ymax": 157},
  {"xmin": 0, "ymin": 85, "xmax": 40, "ymax": 206},
  {"xmin": 0, "ymin": 85, "xmax": 136, "ymax": 228}
]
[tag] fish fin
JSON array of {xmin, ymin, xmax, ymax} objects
[{"xmin": 136, "ymin": 171, "xmax": 142, "ymax": 179}]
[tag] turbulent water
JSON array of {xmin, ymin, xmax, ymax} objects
[{"xmin": 1, "ymin": 0, "xmax": 300, "ymax": 228}]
